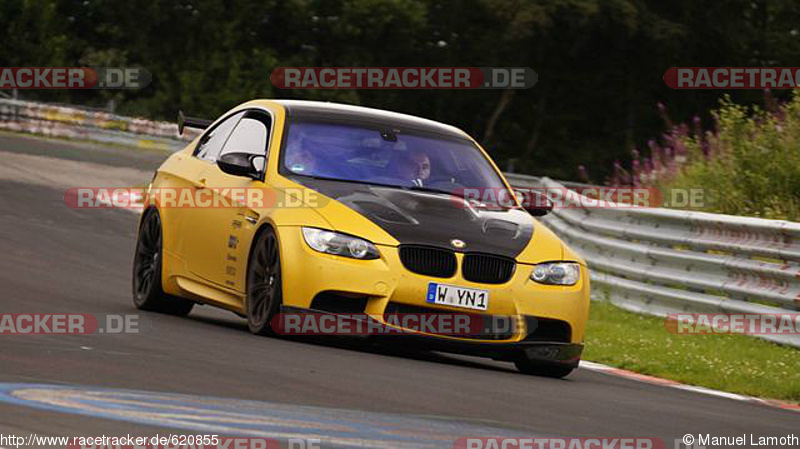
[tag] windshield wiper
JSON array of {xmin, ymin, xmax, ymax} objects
[
  {"xmin": 289, "ymin": 174, "xmax": 416, "ymax": 191},
  {"xmin": 406, "ymin": 185, "xmax": 456, "ymax": 196}
]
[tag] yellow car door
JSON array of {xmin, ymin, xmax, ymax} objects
[
  {"xmin": 182, "ymin": 109, "xmax": 273, "ymax": 293},
  {"xmin": 175, "ymin": 110, "xmax": 246, "ymax": 286}
]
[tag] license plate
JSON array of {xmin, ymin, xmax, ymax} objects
[{"xmin": 426, "ymin": 282, "xmax": 489, "ymax": 311}]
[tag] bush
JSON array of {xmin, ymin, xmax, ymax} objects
[{"xmin": 612, "ymin": 93, "xmax": 800, "ymax": 221}]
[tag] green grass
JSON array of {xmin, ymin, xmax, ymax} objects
[{"xmin": 583, "ymin": 301, "xmax": 800, "ymax": 402}]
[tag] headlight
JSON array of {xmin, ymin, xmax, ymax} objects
[
  {"xmin": 530, "ymin": 262, "xmax": 580, "ymax": 285},
  {"xmin": 301, "ymin": 227, "xmax": 380, "ymax": 260}
]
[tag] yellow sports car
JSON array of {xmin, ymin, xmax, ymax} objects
[{"xmin": 132, "ymin": 100, "xmax": 590, "ymax": 378}]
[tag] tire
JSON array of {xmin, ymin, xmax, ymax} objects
[
  {"xmin": 514, "ymin": 358, "xmax": 575, "ymax": 379},
  {"xmin": 132, "ymin": 209, "xmax": 194, "ymax": 316},
  {"xmin": 245, "ymin": 227, "xmax": 283, "ymax": 335}
]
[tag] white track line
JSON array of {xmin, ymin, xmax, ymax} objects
[{"xmin": 580, "ymin": 360, "xmax": 800, "ymax": 413}]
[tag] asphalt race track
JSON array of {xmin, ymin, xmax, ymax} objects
[{"xmin": 0, "ymin": 133, "xmax": 796, "ymax": 448}]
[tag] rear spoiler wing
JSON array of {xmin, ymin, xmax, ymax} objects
[{"xmin": 177, "ymin": 110, "xmax": 212, "ymax": 135}]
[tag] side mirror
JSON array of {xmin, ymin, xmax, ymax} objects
[
  {"xmin": 218, "ymin": 153, "xmax": 261, "ymax": 179},
  {"xmin": 516, "ymin": 189, "xmax": 553, "ymax": 217}
]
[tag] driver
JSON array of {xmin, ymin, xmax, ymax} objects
[{"xmin": 407, "ymin": 151, "xmax": 431, "ymax": 187}]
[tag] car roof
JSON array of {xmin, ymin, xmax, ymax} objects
[{"xmin": 271, "ymin": 99, "xmax": 470, "ymax": 140}]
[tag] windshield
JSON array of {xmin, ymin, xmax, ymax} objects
[{"xmin": 281, "ymin": 121, "xmax": 508, "ymax": 192}]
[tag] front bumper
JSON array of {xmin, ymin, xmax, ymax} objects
[{"xmin": 276, "ymin": 226, "xmax": 591, "ymax": 349}]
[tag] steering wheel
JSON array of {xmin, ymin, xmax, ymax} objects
[{"xmin": 424, "ymin": 176, "xmax": 464, "ymax": 190}]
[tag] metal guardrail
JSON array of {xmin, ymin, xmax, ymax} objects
[
  {"xmin": 0, "ymin": 99, "xmax": 198, "ymax": 151},
  {"xmin": 3, "ymin": 100, "xmax": 798, "ymax": 347},
  {"xmin": 509, "ymin": 173, "xmax": 800, "ymax": 348}
]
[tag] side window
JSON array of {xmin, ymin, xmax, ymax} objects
[
  {"xmin": 219, "ymin": 112, "xmax": 271, "ymax": 172},
  {"xmin": 194, "ymin": 111, "xmax": 246, "ymax": 162}
]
